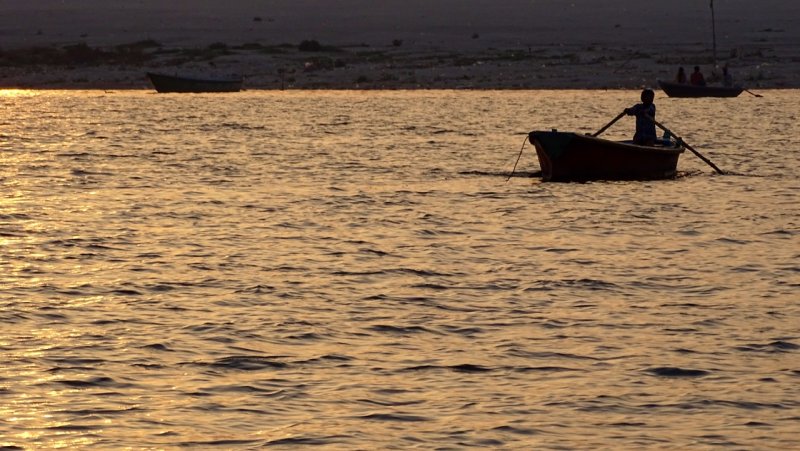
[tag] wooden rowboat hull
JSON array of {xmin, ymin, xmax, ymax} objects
[
  {"xmin": 529, "ymin": 130, "xmax": 685, "ymax": 182},
  {"xmin": 147, "ymin": 72, "xmax": 243, "ymax": 93},
  {"xmin": 658, "ymin": 80, "xmax": 743, "ymax": 98}
]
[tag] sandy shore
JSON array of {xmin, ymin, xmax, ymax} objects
[{"xmin": 1, "ymin": 0, "xmax": 798, "ymax": 90}]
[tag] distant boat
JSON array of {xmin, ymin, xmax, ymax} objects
[
  {"xmin": 659, "ymin": 0, "xmax": 745, "ymax": 98},
  {"xmin": 528, "ymin": 130, "xmax": 685, "ymax": 182},
  {"xmin": 146, "ymin": 72, "xmax": 243, "ymax": 93},
  {"xmin": 657, "ymin": 80, "xmax": 743, "ymax": 98}
]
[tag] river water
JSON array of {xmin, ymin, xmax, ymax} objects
[{"xmin": 1, "ymin": 89, "xmax": 798, "ymax": 449}]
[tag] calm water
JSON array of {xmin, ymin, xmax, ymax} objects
[{"xmin": 1, "ymin": 89, "xmax": 798, "ymax": 449}]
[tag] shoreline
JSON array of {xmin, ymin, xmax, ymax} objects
[
  {"xmin": 1, "ymin": 40, "xmax": 795, "ymax": 91},
  {"xmin": 2, "ymin": 1, "xmax": 798, "ymax": 91},
  {"xmin": 1, "ymin": 86, "xmax": 788, "ymax": 92}
]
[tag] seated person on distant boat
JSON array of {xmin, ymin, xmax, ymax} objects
[
  {"xmin": 690, "ymin": 66, "xmax": 706, "ymax": 86},
  {"xmin": 675, "ymin": 66, "xmax": 687, "ymax": 84},
  {"xmin": 625, "ymin": 89, "xmax": 657, "ymax": 146},
  {"xmin": 722, "ymin": 66, "xmax": 734, "ymax": 87}
]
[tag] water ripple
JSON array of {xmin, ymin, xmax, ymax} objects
[{"xmin": 1, "ymin": 89, "xmax": 798, "ymax": 449}]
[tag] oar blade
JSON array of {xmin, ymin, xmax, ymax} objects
[{"xmin": 654, "ymin": 120, "xmax": 726, "ymax": 175}]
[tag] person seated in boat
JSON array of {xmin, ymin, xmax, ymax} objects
[
  {"xmin": 625, "ymin": 89, "xmax": 657, "ymax": 146},
  {"xmin": 722, "ymin": 66, "xmax": 734, "ymax": 87},
  {"xmin": 675, "ymin": 67, "xmax": 687, "ymax": 84},
  {"xmin": 690, "ymin": 66, "xmax": 706, "ymax": 86}
]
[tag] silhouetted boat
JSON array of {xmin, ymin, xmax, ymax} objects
[
  {"xmin": 146, "ymin": 72, "xmax": 243, "ymax": 93},
  {"xmin": 528, "ymin": 130, "xmax": 685, "ymax": 182},
  {"xmin": 658, "ymin": 1, "xmax": 745, "ymax": 99},
  {"xmin": 657, "ymin": 80, "xmax": 743, "ymax": 98}
]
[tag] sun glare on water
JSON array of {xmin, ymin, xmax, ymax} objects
[{"xmin": 0, "ymin": 89, "xmax": 37, "ymax": 98}]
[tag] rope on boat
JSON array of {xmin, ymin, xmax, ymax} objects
[{"xmin": 507, "ymin": 135, "xmax": 529, "ymax": 181}]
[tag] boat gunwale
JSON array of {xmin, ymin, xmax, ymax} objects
[{"xmin": 529, "ymin": 130, "xmax": 685, "ymax": 155}]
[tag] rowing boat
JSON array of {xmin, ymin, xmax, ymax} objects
[
  {"xmin": 657, "ymin": 80, "xmax": 743, "ymax": 98},
  {"xmin": 146, "ymin": 72, "xmax": 243, "ymax": 93},
  {"xmin": 528, "ymin": 130, "xmax": 685, "ymax": 182}
]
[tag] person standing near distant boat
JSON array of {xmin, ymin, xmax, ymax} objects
[
  {"xmin": 690, "ymin": 66, "xmax": 706, "ymax": 86},
  {"xmin": 675, "ymin": 67, "xmax": 687, "ymax": 84},
  {"xmin": 625, "ymin": 89, "xmax": 657, "ymax": 146}
]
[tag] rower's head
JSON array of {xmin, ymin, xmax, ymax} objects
[{"xmin": 641, "ymin": 88, "xmax": 655, "ymax": 105}]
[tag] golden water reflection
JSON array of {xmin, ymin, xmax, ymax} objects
[
  {"xmin": 0, "ymin": 90, "xmax": 798, "ymax": 448},
  {"xmin": 0, "ymin": 88, "xmax": 37, "ymax": 98}
]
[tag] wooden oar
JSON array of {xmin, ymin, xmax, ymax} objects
[
  {"xmin": 592, "ymin": 111, "xmax": 626, "ymax": 137},
  {"xmin": 652, "ymin": 119, "xmax": 725, "ymax": 175},
  {"xmin": 744, "ymin": 88, "xmax": 763, "ymax": 98}
]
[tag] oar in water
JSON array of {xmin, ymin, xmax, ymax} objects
[
  {"xmin": 744, "ymin": 88, "xmax": 763, "ymax": 98},
  {"xmin": 592, "ymin": 111, "xmax": 627, "ymax": 137},
  {"xmin": 652, "ymin": 119, "xmax": 725, "ymax": 175}
]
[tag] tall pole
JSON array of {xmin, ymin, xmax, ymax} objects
[{"xmin": 710, "ymin": 0, "xmax": 717, "ymax": 64}]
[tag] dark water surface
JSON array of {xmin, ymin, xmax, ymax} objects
[{"xmin": 1, "ymin": 89, "xmax": 798, "ymax": 449}]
